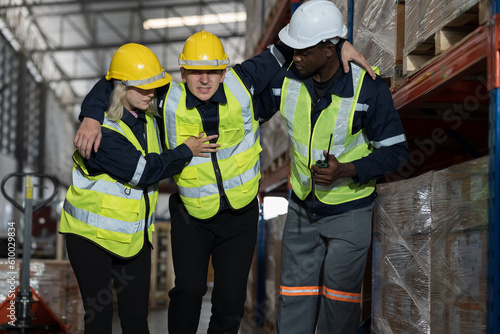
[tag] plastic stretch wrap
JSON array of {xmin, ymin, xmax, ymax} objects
[
  {"xmin": 0, "ymin": 260, "xmax": 85, "ymax": 333},
  {"xmin": 372, "ymin": 156, "xmax": 488, "ymax": 334},
  {"xmin": 331, "ymin": 0, "xmax": 348, "ymax": 24},
  {"xmin": 264, "ymin": 214, "xmax": 287, "ymax": 330},
  {"xmin": 351, "ymin": 1, "xmax": 400, "ymax": 80},
  {"xmin": 245, "ymin": 0, "xmax": 279, "ymax": 56},
  {"xmin": 405, "ymin": 0, "xmax": 481, "ymax": 56},
  {"xmin": 244, "ymin": 213, "xmax": 287, "ymax": 333}
]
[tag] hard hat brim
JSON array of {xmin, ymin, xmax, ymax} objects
[
  {"xmin": 105, "ymin": 70, "xmax": 173, "ymax": 90},
  {"xmin": 136, "ymin": 71, "xmax": 173, "ymax": 90},
  {"xmin": 279, "ymin": 24, "xmax": 347, "ymax": 50},
  {"xmin": 279, "ymin": 25, "xmax": 317, "ymax": 50}
]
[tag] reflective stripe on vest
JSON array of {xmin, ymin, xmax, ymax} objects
[
  {"xmin": 280, "ymin": 63, "xmax": 376, "ymax": 204},
  {"xmin": 59, "ymin": 113, "xmax": 161, "ymax": 258},
  {"xmin": 164, "ymin": 70, "xmax": 261, "ymax": 219}
]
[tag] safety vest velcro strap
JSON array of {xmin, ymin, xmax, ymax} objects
[
  {"xmin": 122, "ymin": 70, "xmax": 167, "ymax": 87},
  {"xmin": 63, "ymin": 199, "xmax": 151, "ymax": 233}
]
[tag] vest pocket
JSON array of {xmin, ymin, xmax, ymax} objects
[
  {"xmin": 178, "ymin": 167, "xmax": 202, "ymax": 207},
  {"xmin": 234, "ymin": 145, "xmax": 261, "ymax": 192},
  {"xmin": 96, "ymin": 195, "xmax": 141, "ymax": 243},
  {"xmin": 221, "ymin": 125, "xmax": 244, "ymax": 147},
  {"xmin": 179, "ymin": 123, "xmax": 201, "ymax": 142}
]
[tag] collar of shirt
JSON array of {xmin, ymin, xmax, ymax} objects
[
  {"xmin": 185, "ymin": 83, "xmax": 227, "ymax": 109},
  {"xmin": 285, "ymin": 56, "xmax": 355, "ymax": 101},
  {"xmin": 121, "ymin": 108, "xmax": 147, "ymax": 128}
]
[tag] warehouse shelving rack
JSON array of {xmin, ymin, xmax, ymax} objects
[
  {"xmin": 389, "ymin": 2, "xmax": 499, "ymax": 331},
  {"xmin": 256, "ymin": 1, "xmax": 500, "ymax": 332}
]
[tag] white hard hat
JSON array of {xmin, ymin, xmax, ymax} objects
[{"xmin": 278, "ymin": 0, "xmax": 348, "ymax": 50}]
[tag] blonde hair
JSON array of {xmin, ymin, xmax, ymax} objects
[{"xmin": 107, "ymin": 83, "xmax": 159, "ymax": 121}]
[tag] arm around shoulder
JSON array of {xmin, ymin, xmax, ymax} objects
[{"xmin": 74, "ymin": 117, "xmax": 102, "ymax": 159}]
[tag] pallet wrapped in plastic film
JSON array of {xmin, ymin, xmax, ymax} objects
[
  {"xmin": 350, "ymin": 1, "xmax": 405, "ymax": 87},
  {"xmin": 405, "ymin": 0, "xmax": 482, "ymax": 54},
  {"xmin": 372, "ymin": 156, "xmax": 488, "ymax": 334},
  {"xmin": 404, "ymin": 0, "xmax": 487, "ymax": 74}
]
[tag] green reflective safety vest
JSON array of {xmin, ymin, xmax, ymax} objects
[
  {"xmin": 59, "ymin": 112, "xmax": 161, "ymax": 258},
  {"xmin": 280, "ymin": 63, "xmax": 378, "ymax": 205},
  {"xmin": 163, "ymin": 70, "xmax": 262, "ymax": 220}
]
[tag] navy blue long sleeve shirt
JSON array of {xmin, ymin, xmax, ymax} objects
[
  {"xmin": 86, "ymin": 109, "xmax": 193, "ymax": 189},
  {"xmin": 258, "ymin": 55, "xmax": 409, "ymax": 220}
]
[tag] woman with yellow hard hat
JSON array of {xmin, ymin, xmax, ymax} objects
[{"xmin": 59, "ymin": 43, "xmax": 219, "ymax": 334}]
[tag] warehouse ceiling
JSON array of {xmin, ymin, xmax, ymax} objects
[{"xmin": 0, "ymin": 0, "xmax": 247, "ymax": 117}]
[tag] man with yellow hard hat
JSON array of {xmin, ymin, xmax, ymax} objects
[{"xmin": 73, "ymin": 30, "xmax": 372, "ymax": 333}]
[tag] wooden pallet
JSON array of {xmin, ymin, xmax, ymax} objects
[
  {"xmin": 403, "ymin": 1, "xmax": 490, "ymax": 77},
  {"xmin": 388, "ymin": 2, "xmax": 406, "ymax": 89}
]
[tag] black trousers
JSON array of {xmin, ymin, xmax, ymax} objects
[
  {"xmin": 66, "ymin": 234, "xmax": 151, "ymax": 334},
  {"xmin": 168, "ymin": 194, "xmax": 259, "ymax": 334}
]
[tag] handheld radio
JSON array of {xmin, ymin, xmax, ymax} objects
[{"xmin": 316, "ymin": 133, "xmax": 333, "ymax": 168}]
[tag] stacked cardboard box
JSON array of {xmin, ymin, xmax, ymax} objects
[
  {"xmin": 352, "ymin": 1, "xmax": 405, "ymax": 86},
  {"xmin": 372, "ymin": 156, "xmax": 488, "ymax": 333}
]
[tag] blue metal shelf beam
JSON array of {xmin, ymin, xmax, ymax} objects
[{"xmin": 488, "ymin": 2, "xmax": 500, "ymax": 333}]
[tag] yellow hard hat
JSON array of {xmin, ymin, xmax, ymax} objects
[
  {"xmin": 178, "ymin": 31, "xmax": 230, "ymax": 70},
  {"xmin": 105, "ymin": 43, "xmax": 172, "ymax": 90}
]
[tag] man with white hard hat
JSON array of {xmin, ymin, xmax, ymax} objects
[{"xmin": 259, "ymin": 1, "xmax": 409, "ymax": 333}]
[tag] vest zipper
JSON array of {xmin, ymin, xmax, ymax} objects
[
  {"xmin": 309, "ymin": 118, "xmax": 316, "ymax": 204},
  {"xmin": 308, "ymin": 111, "xmax": 316, "ymax": 170},
  {"xmin": 198, "ymin": 104, "xmax": 230, "ymax": 210},
  {"xmin": 143, "ymin": 122, "xmax": 153, "ymax": 249},
  {"xmin": 213, "ymin": 105, "xmax": 230, "ymax": 209},
  {"xmin": 143, "ymin": 189, "xmax": 153, "ymax": 249}
]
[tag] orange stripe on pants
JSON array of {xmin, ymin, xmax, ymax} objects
[
  {"xmin": 322, "ymin": 286, "xmax": 361, "ymax": 303},
  {"xmin": 279, "ymin": 285, "xmax": 321, "ymax": 296}
]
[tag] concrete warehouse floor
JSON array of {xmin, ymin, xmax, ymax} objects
[{"xmin": 112, "ymin": 283, "xmax": 268, "ymax": 334}]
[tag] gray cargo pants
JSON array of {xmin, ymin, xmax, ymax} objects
[{"xmin": 275, "ymin": 199, "xmax": 373, "ymax": 334}]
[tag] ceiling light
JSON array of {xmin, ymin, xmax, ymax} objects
[{"xmin": 143, "ymin": 12, "xmax": 247, "ymax": 30}]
